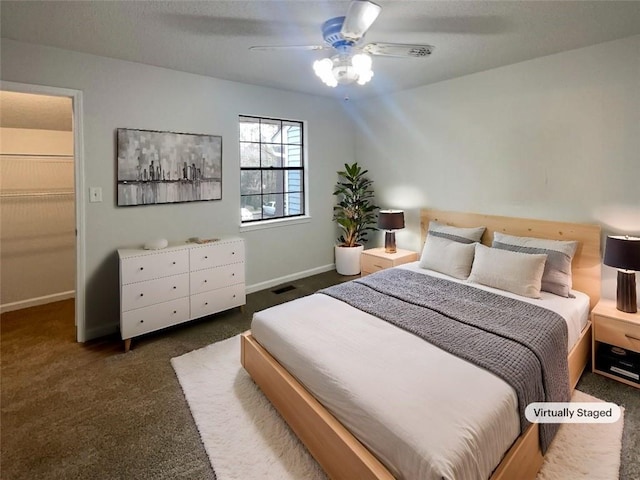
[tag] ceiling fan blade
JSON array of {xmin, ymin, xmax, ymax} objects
[
  {"xmin": 249, "ymin": 45, "xmax": 328, "ymax": 52},
  {"xmin": 363, "ymin": 43, "xmax": 434, "ymax": 58},
  {"xmin": 341, "ymin": 0, "xmax": 382, "ymax": 42}
]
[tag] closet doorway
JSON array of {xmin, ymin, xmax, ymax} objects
[{"xmin": 0, "ymin": 83, "xmax": 86, "ymax": 342}]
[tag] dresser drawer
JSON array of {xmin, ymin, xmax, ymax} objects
[
  {"xmin": 190, "ymin": 263, "xmax": 245, "ymax": 295},
  {"xmin": 361, "ymin": 254, "xmax": 394, "ymax": 274},
  {"xmin": 121, "ymin": 273, "xmax": 189, "ymax": 311},
  {"xmin": 595, "ymin": 315, "xmax": 640, "ymax": 353},
  {"xmin": 190, "ymin": 284, "xmax": 245, "ymax": 319},
  {"xmin": 120, "ymin": 250, "xmax": 189, "ymax": 284},
  {"xmin": 190, "ymin": 241, "xmax": 245, "ymax": 271},
  {"xmin": 118, "ymin": 238, "xmax": 246, "ymax": 351},
  {"xmin": 121, "ymin": 297, "xmax": 190, "ymax": 339}
]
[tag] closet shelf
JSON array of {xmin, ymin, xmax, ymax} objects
[
  {"xmin": 0, "ymin": 191, "xmax": 75, "ymax": 198},
  {"xmin": 0, "ymin": 153, "xmax": 73, "ymax": 158}
]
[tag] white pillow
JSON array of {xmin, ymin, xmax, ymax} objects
[
  {"xmin": 467, "ymin": 243, "xmax": 547, "ymax": 298},
  {"xmin": 492, "ymin": 232, "xmax": 578, "ymax": 297},
  {"xmin": 419, "ymin": 235, "xmax": 476, "ymax": 279}
]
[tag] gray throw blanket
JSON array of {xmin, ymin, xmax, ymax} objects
[{"xmin": 319, "ymin": 268, "xmax": 570, "ymax": 453}]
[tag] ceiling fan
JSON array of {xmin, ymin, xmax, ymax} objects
[{"xmin": 250, "ymin": 0, "xmax": 434, "ymax": 88}]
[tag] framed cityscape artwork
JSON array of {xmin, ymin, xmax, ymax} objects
[{"xmin": 116, "ymin": 128, "xmax": 222, "ymax": 206}]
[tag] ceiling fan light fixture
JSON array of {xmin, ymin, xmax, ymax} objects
[
  {"xmin": 352, "ymin": 53, "xmax": 373, "ymax": 85},
  {"xmin": 313, "ymin": 58, "xmax": 338, "ymax": 87},
  {"xmin": 313, "ymin": 53, "xmax": 373, "ymax": 87},
  {"xmin": 352, "ymin": 53, "xmax": 372, "ymax": 72},
  {"xmin": 252, "ymin": 0, "xmax": 434, "ymax": 92},
  {"xmin": 356, "ymin": 70, "xmax": 373, "ymax": 85}
]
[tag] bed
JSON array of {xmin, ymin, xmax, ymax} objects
[{"xmin": 241, "ymin": 209, "xmax": 601, "ymax": 480}]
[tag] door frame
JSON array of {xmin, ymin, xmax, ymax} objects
[{"xmin": 1, "ymin": 81, "xmax": 87, "ymax": 342}]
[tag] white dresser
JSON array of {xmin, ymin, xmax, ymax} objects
[{"xmin": 118, "ymin": 238, "xmax": 245, "ymax": 352}]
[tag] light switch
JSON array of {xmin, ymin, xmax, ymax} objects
[{"xmin": 89, "ymin": 187, "xmax": 103, "ymax": 203}]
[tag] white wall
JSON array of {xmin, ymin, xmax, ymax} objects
[
  {"xmin": 350, "ymin": 35, "xmax": 640, "ymax": 303},
  {"xmin": 2, "ymin": 34, "xmax": 638, "ymax": 333},
  {"xmin": 0, "ymin": 127, "xmax": 75, "ymax": 310},
  {"xmin": 1, "ymin": 39, "xmax": 353, "ymax": 339}
]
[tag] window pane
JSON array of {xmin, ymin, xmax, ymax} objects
[
  {"xmin": 262, "ymin": 170, "xmax": 284, "ymax": 194},
  {"xmin": 239, "ymin": 118, "xmax": 259, "ymax": 142},
  {"xmin": 260, "ymin": 119, "xmax": 281, "ymax": 144},
  {"xmin": 262, "ymin": 193, "xmax": 283, "ymax": 218},
  {"xmin": 285, "ymin": 192, "xmax": 303, "ymax": 216},
  {"xmin": 284, "ymin": 144, "xmax": 302, "ymax": 167},
  {"xmin": 284, "ymin": 169, "xmax": 303, "ymax": 192},
  {"xmin": 283, "ymin": 121, "xmax": 302, "ymax": 145},
  {"xmin": 240, "ymin": 206, "xmax": 255, "ymax": 221},
  {"xmin": 261, "ymin": 144, "xmax": 282, "ymax": 168},
  {"xmin": 240, "ymin": 142, "xmax": 259, "ymax": 167},
  {"xmin": 240, "ymin": 170, "xmax": 261, "ymax": 195},
  {"xmin": 241, "ymin": 195, "xmax": 262, "ymax": 220}
]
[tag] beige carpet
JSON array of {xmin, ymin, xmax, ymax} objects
[{"xmin": 172, "ymin": 335, "xmax": 624, "ymax": 480}]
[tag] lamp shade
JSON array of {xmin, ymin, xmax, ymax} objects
[
  {"xmin": 604, "ymin": 236, "xmax": 640, "ymax": 271},
  {"xmin": 378, "ymin": 210, "xmax": 405, "ymax": 230}
]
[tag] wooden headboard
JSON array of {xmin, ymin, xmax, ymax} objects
[{"xmin": 420, "ymin": 209, "xmax": 602, "ymax": 309}]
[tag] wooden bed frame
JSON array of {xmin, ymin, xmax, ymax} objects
[{"xmin": 241, "ymin": 209, "xmax": 602, "ymax": 480}]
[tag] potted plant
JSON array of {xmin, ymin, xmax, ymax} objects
[{"xmin": 333, "ymin": 162, "xmax": 378, "ymax": 275}]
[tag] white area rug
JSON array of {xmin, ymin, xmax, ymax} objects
[
  {"xmin": 171, "ymin": 335, "xmax": 624, "ymax": 480},
  {"xmin": 537, "ymin": 389, "xmax": 624, "ymax": 480}
]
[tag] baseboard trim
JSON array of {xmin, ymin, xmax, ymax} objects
[
  {"xmin": 246, "ymin": 263, "xmax": 336, "ymax": 294},
  {"xmin": 1, "ymin": 291, "xmax": 76, "ymax": 314}
]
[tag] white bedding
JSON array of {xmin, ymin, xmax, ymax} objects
[{"xmin": 250, "ymin": 263, "xmax": 590, "ymax": 480}]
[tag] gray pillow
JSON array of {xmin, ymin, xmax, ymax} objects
[
  {"xmin": 492, "ymin": 232, "xmax": 578, "ymax": 298},
  {"xmin": 427, "ymin": 221, "xmax": 485, "ymax": 244}
]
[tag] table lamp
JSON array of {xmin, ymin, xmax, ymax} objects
[
  {"xmin": 378, "ymin": 210, "xmax": 405, "ymax": 254},
  {"xmin": 603, "ymin": 235, "xmax": 640, "ymax": 313}
]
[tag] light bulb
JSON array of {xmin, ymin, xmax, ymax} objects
[
  {"xmin": 313, "ymin": 54, "xmax": 372, "ymax": 88},
  {"xmin": 352, "ymin": 53, "xmax": 372, "ymax": 74},
  {"xmin": 313, "ymin": 58, "xmax": 333, "ymax": 76},
  {"xmin": 356, "ymin": 70, "xmax": 373, "ymax": 85},
  {"xmin": 313, "ymin": 58, "xmax": 338, "ymax": 87}
]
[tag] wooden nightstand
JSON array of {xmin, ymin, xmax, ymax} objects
[
  {"xmin": 360, "ymin": 248, "xmax": 418, "ymax": 277},
  {"xmin": 591, "ymin": 299, "xmax": 640, "ymax": 388}
]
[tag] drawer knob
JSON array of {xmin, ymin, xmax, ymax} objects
[
  {"xmin": 140, "ymin": 320, "xmax": 144, "ymax": 323},
  {"xmin": 140, "ymin": 293, "xmax": 144, "ymax": 297},
  {"xmin": 233, "ymin": 294, "xmax": 236, "ymax": 298},
  {"xmin": 204, "ymin": 256, "xmax": 208, "ymax": 259},
  {"xmin": 204, "ymin": 280, "xmax": 207, "ymax": 283},
  {"xmin": 172, "ymin": 261, "xmax": 176, "ymax": 265},
  {"xmin": 173, "ymin": 310, "xmax": 177, "ymax": 314},
  {"xmin": 232, "ymin": 251, "xmax": 235, "ymax": 255},
  {"xmin": 140, "ymin": 267, "xmax": 144, "ymax": 271},
  {"xmin": 173, "ymin": 286, "xmax": 177, "ymax": 289},
  {"xmin": 232, "ymin": 273, "xmax": 235, "ymax": 276}
]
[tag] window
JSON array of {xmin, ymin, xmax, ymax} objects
[{"xmin": 239, "ymin": 115, "xmax": 305, "ymax": 223}]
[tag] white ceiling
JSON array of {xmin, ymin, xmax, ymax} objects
[{"xmin": 1, "ymin": 1, "xmax": 640, "ymax": 101}]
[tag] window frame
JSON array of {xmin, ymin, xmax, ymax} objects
[{"xmin": 239, "ymin": 115, "xmax": 308, "ymax": 227}]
